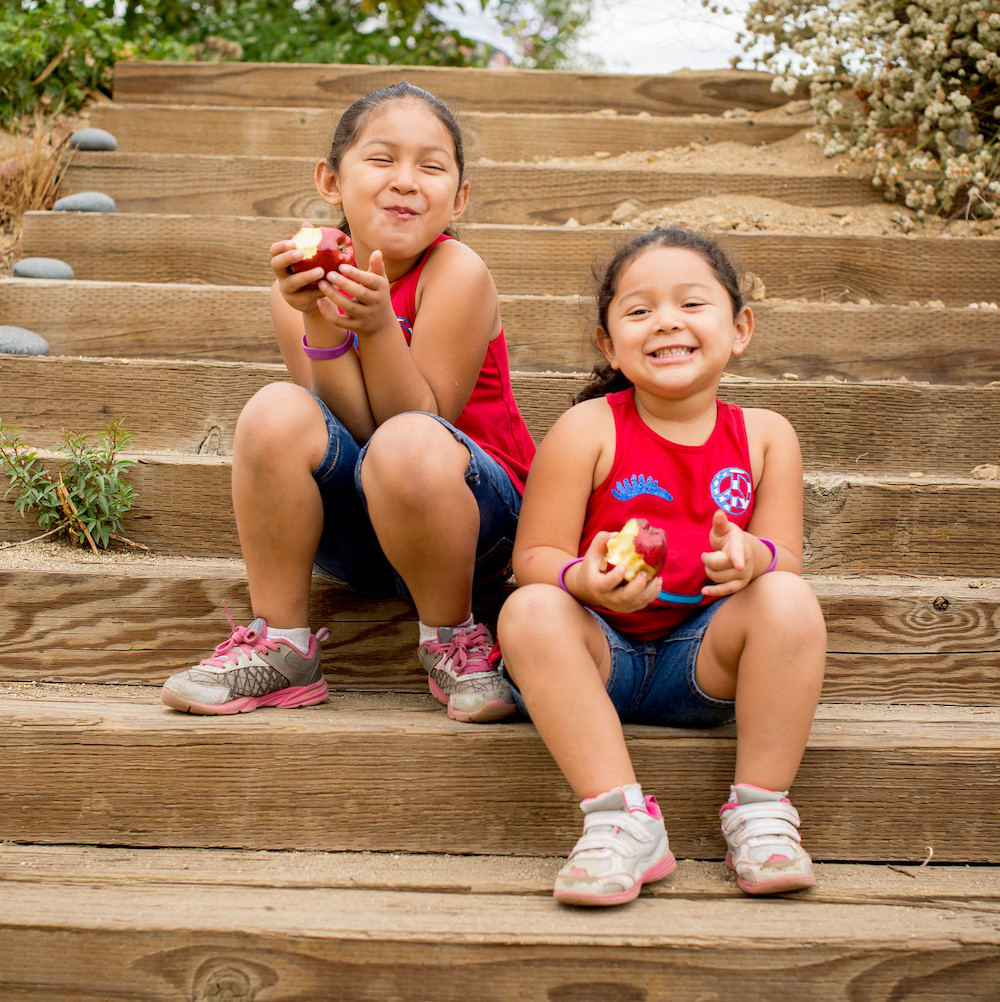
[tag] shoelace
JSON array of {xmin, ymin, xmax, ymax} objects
[
  {"xmin": 200, "ymin": 604, "xmax": 278, "ymax": 668},
  {"xmin": 422, "ymin": 624, "xmax": 492, "ymax": 677}
]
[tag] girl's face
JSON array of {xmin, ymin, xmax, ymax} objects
[
  {"xmin": 317, "ymin": 99, "xmax": 469, "ymax": 276},
  {"xmin": 599, "ymin": 245, "xmax": 753, "ymax": 402}
]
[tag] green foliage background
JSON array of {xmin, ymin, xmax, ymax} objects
[{"xmin": 1, "ymin": 0, "xmax": 594, "ymax": 127}]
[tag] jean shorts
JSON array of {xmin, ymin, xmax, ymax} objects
[
  {"xmin": 506, "ymin": 598, "xmax": 736, "ymax": 728},
  {"xmin": 308, "ymin": 394, "xmax": 522, "ymax": 599}
]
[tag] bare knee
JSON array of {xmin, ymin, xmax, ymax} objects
[
  {"xmin": 234, "ymin": 383, "xmax": 327, "ymax": 466},
  {"xmin": 361, "ymin": 413, "xmax": 467, "ymax": 495}
]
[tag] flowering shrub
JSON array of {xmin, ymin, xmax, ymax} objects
[{"xmin": 736, "ymin": 1, "xmax": 1000, "ymax": 218}]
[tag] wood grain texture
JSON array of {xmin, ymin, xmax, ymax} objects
[
  {"xmin": 0, "ymin": 565, "xmax": 997, "ymax": 702},
  {"xmin": 21, "ymin": 213, "xmax": 1000, "ymax": 305},
  {"xmin": 5, "ymin": 276, "xmax": 1000, "ymax": 383},
  {"xmin": 90, "ymin": 103, "xmax": 808, "ymax": 160},
  {"xmin": 0, "ymin": 689, "xmax": 997, "ymax": 861},
  {"xmin": 111, "ymin": 62, "xmax": 808, "ymax": 115},
  {"xmin": 60, "ymin": 152, "xmax": 882, "ymax": 223},
  {"xmin": 2, "ymin": 355, "xmax": 998, "ymax": 474}
]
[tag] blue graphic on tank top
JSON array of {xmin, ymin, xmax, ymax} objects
[
  {"xmin": 611, "ymin": 473, "xmax": 673, "ymax": 503},
  {"xmin": 711, "ymin": 466, "xmax": 753, "ymax": 514}
]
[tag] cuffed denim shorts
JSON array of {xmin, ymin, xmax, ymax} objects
[
  {"xmin": 308, "ymin": 393, "xmax": 522, "ymax": 599},
  {"xmin": 506, "ymin": 598, "xmax": 736, "ymax": 728}
]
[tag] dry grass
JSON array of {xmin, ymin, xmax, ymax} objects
[{"xmin": 0, "ymin": 115, "xmax": 76, "ymax": 276}]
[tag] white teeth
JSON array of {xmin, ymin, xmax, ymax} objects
[{"xmin": 652, "ymin": 347, "xmax": 692, "ymax": 357}]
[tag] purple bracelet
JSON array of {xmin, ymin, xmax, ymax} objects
[
  {"xmin": 558, "ymin": 557, "xmax": 584, "ymax": 593},
  {"xmin": 759, "ymin": 537, "xmax": 778, "ymax": 574},
  {"xmin": 301, "ymin": 332, "xmax": 354, "ymax": 360}
]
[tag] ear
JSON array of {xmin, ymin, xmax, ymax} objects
[
  {"xmin": 450, "ymin": 179, "xmax": 471, "ymax": 222},
  {"xmin": 730, "ymin": 306, "xmax": 755, "ymax": 357},
  {"xmin": 315, "ymin": 161, "xmax": 342, "ymax": 207},
  {"xmin": 596, "ymin": 326, "xmax": 620, "ymax": 370}
]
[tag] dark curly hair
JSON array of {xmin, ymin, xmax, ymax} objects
[{"xmin": 575, "ymin": 227, "xmax": 749, "ymax": 403}]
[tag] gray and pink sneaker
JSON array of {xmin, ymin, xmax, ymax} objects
[
  {"xmin": 719, "ymin": 783, "xmax": 816, "ymax": 894},
  {"xmin": 418, "ymin": 623, "xmax": 515, "ymax": 723},
  {"xmin": 161, "ymin": 612, "xmax": 329, "ymax": 715}
]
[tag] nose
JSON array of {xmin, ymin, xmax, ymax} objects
[
  {"xmin": 654, "ymin": 305, "xmax": 684, "ymax": 332},
  {"xmin": 390, "ymin": 162, "xmax": 417, "ymax": 194}
]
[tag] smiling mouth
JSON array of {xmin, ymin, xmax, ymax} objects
[
  {"xmin": 386, "ymin": 205, "xmax": 417, "ymax": 219},
  {"xmin": 650, "ymin": 346, "xmax": 695, "ymax": 358}
]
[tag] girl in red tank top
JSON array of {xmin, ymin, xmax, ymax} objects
[
  {"xmin": 498, "ymin": 227, "xmax": 827, "ymax": 905},
  {"xmin": 162, "ymin": 83, "xmax": 534, "ymax": 727}
]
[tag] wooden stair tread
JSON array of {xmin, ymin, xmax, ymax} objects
[
  {"xmin": 60, "ymin": 151, "xmax": 883, "ymax": 225},
  {"xmin": 1, "ymin": 685, "xmax": 998, "ymax": 861},
  {"xmin": 21, "ymin": 213, "xmax": 1000, "ymax": 304},
  {"xmin": 111, "ymin": 62, "xmax": 806, "ymax": 116},
  {"xmin": 90, "ymin": 102, "xmax": 809, "ymax": 160},
  {"xmin": 3, "ymin": 355, "xmax": 998, "ymax": 473}
]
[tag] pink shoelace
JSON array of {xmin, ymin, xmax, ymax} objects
[
  {"xmin": 422, "ymin": 624, "xmax": 492, "ymax": 677},
  {"xmin": 200, "ymin": 604, "xmax": 278, "ymax": 668}
]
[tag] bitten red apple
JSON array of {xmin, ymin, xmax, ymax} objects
[
  {"xmin": 605, "ymin": 517, "xmax": 668, "ymax": 580},
  {"xmin": 288, "ymin": 224, "xmax": 354, "ymax": 284}
]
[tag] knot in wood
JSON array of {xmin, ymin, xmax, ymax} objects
[
  {"xmin": 191, "ymin": 965, "xmax": 255, "ymax": 1002},
  {"xmin": 932, "ymin": 596, "xmax": 950, "ymax": 612}
]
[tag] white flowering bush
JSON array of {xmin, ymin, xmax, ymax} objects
[{"xmin": 733, "ymin": 1, "xmax": 1000, "ymax": 218}]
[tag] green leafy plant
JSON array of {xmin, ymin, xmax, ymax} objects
[
  {"xmin": 0, "ymin": 419, "xmax": 141, "ymax": 552},
  {"xmin": 729, "ymin": 1, "xmax": 1000, "ymax": 219}
]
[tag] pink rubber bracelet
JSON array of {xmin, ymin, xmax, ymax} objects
[
  {"xmin": 301, "ymin": 332, "xmax": 354, "ymax": 359},
  {"xmin": 558, "ymin": 557, "xmax": 584, "ymax": 593},
  {"xmin": 759, "ymin": 537, "xmax": 778, "ymax": 573}
]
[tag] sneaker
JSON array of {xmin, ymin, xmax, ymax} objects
[
  {"xmin": 161, "ymin": 611, "xmax": 330, "ymax": 715},
  {"xmin": 719, "ymin": 783, "xmax": 816, "ymax": 895},
  {"xmin": 553, "ymin": 787, "xmax": 677, "ymax": 906},
  {"xmin": 418, "ymin": 623, "xmax": 515, "ymax": 723}
]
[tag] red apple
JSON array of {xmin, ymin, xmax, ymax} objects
[
  {"xmin": 605, "ymin": 517, "xmax": 668, "ymax": 581},
  {"xmin": 288, "ymin": 224, "xmax": 354, "ymax": 285}
]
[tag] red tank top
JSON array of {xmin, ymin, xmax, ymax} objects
[
  {"xmin": 390, "ymin": 235, "xmax": 535, "ymax": 493},
  {"xmin": 581, "ymin": 388, "xmax": 755, "ymax": 641}
]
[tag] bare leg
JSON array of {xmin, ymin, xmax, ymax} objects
[
  {"xmin": 231, "ymin": 382, "xmax": 330, "ymax": 628},
  {"xmin": 498, "ymin": 583, "xmax": 634, "ymax": 798},
  {"xmin": 360, "ymin": 414, "xmax": 479, "ymax": 627},
  {"xmin": 695, "ymin": 572, "xmax": 827, "ymax": 791}
]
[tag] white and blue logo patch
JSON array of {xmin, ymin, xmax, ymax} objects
[
  {"xmin": 611, "ymin": 473, "xmax": 673, "ymax": 504},
  {"xmin": 711, "ymin": 466, "xmax": 752, "ymax": 514}
]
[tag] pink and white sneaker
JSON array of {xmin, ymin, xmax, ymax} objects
[
  {"xmin": 418, "ymin": 623, "xmax": 515, "ymax": 723},
  {"xmin": 161, "ymin": 611, "xmax": 330, "ymax": 715},
  {"xmin": 554, "ymin": 786, "xmax": 676, "ymax": 906},
  {"xmin": 720, "ymin": 783, "xmax": 816, "ymax": 895}
]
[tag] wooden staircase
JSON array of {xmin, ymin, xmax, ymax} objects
[{"xmin": 2, "ymin": 61, "xmax": 999, "ymax": 1000}]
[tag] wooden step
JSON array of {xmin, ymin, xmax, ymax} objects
[
  {"xmin": 111, "ymin": 62, "xmax": 807, "ymax": 116},
  {"xmin": 0, "ymin": 558, "xmax": 996, "ymax": 703},
  {"xmin": 21, "ymin": 213, "xmax": 1000, "ymax": 305},
  {"xmin": 1, "ymin": 686, "xmax": 997, "ymax": 861},
  {"xmin": 1, "ymin": 450, "xmax": 995, "ymax": 573},
  {"xmin": 90, "ymin": 102, "xmax": 809, "ymax": 161},
  {"xmin": 3, "ymin": 356, "xmax": 999, "ymax": 476},
  {"xmin": 2, "ymin": 845, "xmax": 998, "ymax": 1000},
  {"xmin": 60, "ymin": 151, "xmax": 882, "ymax": 224},
  {"xmin": 6, "ymin": 277, "xmax": 1000, "ymax": 383}
]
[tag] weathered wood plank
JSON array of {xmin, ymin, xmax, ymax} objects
[
  {"xmin": 3, "ymin": 355, "xmax": 998, "ymax": 475},
  {"xmin": 90, "ymin": 103, "xmax": 809, "ymax": 160},
  {"xmin": 111, "ymin": 62, "xmax": 808, "ymax": 116},
  {"xmin": 1, "ymin": 689, "xmax": 997, "ymax": 861},
  {"xmin": 3, "ymin": 884, "xmax": 996, "ymax": 1001},
  {"xmin": 60, "ymin": 152, "xmax": 881, "ymax": 223},
  {"xmin": 5, "ymin": 844, "xmax": 999, "ymax": 906},
  {"xmin": 0, "ymin": 459, "xmax": 995, "ymax": 574},
  {"xmin": 5, "ymin": 277, "xmax": 1000, "ymax": 383},
  {"xmin": 0, "ymin": 564, "xmax": 996, "ymax": 703},
  {"xmin": 21, "ymin": 214, "xmax": 1000, "ymax": 305}
]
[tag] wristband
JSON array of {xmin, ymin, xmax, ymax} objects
[
  {"xmin": 558, "ymin": 557, "xmax": 584, "ymax": 593},
  {"xmin": 758, "ymin": 537, "xmax": 778, "ymax": 574},
  {"xmin": 301, "ymin": 332, "xmax": 355, "ymax": 360}
]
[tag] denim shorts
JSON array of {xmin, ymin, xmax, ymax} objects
[
  {"xmin": 506, "ymin": 598, "xmax": 736, "ymax": 728},
  {"xmin": 308, "ymin": 393, "xmax": 523, "ymax": 599}
]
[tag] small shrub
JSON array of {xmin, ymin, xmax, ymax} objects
[
  {"xmin": 0, "ymin": 419, "xmax": 140, "ymax": 552},
  {"xmin": 734, "ymin": 0, "xmax": 1000, "ymax": 218}
]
